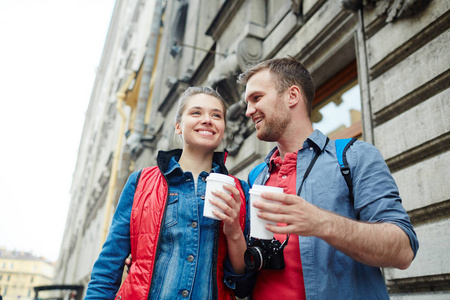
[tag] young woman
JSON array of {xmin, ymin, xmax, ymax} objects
[{"xmin": 85, "ymin": 87, "xmax": 249, "ymax": 299}]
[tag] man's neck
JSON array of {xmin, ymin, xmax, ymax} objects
[{"xmin": 276, "ymin": 125, "xmax": 314, "ymax": 158}]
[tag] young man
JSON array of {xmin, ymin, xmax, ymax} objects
[{"xmin": 237, "ymin": 57, "xmax": 419, "ymax": 299}]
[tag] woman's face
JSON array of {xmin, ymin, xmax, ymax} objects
[{"xmin": 175, "ymin": 93, "xmax": 226, "ymax": 153}]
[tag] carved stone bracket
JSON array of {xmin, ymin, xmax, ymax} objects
[
  {"xmin": 207, "ymin": 54, "xmax": 241, "ymax": 90},
  {"xmin": 236, "ymin": 37, "xmax": 264, "ymax": 70},
  {"xmin": 207, "ymin": 36, "xmax": 264, "ymax": 88},
  {"xmin": 224, "ymin": 99, "xmax": 251, "ymax": 156},
  {"xmin": 342, "ymin": 0, "xmax": 431, "ymax": 23}
]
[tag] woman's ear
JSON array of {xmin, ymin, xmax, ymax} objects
[{"xmin": 175, "ymin": 123, "xmax": 182, "ymax": 135}]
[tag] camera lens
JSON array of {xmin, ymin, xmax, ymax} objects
[{"xmin": 244, "ymin": 247, "xmax": 264, "ymax": 271}]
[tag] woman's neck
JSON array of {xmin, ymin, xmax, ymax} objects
[{"xmin": 178, "ymin": 148, "xmax": 215, "ymax": 179}]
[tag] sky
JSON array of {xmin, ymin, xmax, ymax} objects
[{"xmin": 0, "ymin": 0, "xmax": 116, "ymax": 262}]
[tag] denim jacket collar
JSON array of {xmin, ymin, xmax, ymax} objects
[{"xmin": 157, "ymin": 148, "xmax": 229, "ymax": 175}]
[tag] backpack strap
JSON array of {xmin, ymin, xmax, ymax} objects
[
  {"xmin": 248, "ymin": 138, "xmax": 357, "ymax": 195},
  {"xmin": 335, "ymin": 138, "xmax": 357, "ymax": 197},
  {"xmin": 248, "ymin": 162, "xmax": 267, "ymax": 187}
]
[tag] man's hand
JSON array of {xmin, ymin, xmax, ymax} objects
[
  {"xmin": 253, "ymin": 191, "xmax": 329, "ymax": 237},
  {"xmin": 124, "ymin": 254, "xmax": 132, "ymax": 273},
  {"xmin": 254, "ymin": 191, "xmax": 414, "ymax": 269}
]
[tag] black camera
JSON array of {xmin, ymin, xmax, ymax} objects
[{"xmin": 244, "ymin": 237, "xmax": 289, "ymax": 271}]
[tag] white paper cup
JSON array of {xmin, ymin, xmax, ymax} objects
[
  {"xmin": 249, "ymin": 185, "xmax": 284, "ymax": 239},
  {"xmin": 203, "ymin": 173, "xmax": 236, "ymax": 220}
]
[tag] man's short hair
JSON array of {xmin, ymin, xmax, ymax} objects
[{"xmin": 237, "ymin": 56, "xmax": 315, "ymax": 117}]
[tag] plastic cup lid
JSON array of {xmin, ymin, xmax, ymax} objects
[
  {"xmin": 250, "ymin": 184, "xmax": 283, "ymax": 194},
  {"xmin": 206, "ymin": 173, "xmax": 236, "ymax": 186}
]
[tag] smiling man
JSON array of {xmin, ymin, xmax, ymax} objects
[{"xmin": 236, "ymin": 57, "xmax": 419, "ymax": 299}]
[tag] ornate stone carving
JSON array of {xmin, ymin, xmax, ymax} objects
[
  {"xmin": 342, "ymin": 0, "xmax": 431, "ymax": 22},
  {"xmin": 236, "ymin": 37, "xmax": 263, "ymax": 70},
  {"xmin": 207, "ymin": 53, "xmax": 241, "ymax": 90},
  {"xmin": 224, "ymin": 99, "xmax": 250, "ymax": 156}
]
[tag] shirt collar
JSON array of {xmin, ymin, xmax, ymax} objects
[
  {"xmin": 304, "ymin": 129, "xmax": 329, "ymax": 151},
  {"xmin": 264, "ymin": 129, "xmax": 329, "ymax": 165},
  {"xmin": 268, "ymin": 149, "xmax": 299, "ymax": 171},
  {"xmin": 165, "ymin": 155, "xmax": 182, "ymax": 176}
]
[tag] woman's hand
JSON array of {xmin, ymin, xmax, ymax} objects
[
  {"xmin": 210, "ymin": 184, "xmax": 242, "ymax": 240},
  {"xmin": 210, "ymin": 184, "xmax": 246, "ymax": 274}
]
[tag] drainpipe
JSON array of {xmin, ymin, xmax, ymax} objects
[
  {"xmin": 101, "ymin": 72, "xmax": 136, "ymax": 245},
  {"xmin": 126, "ymin": 0, "xmax": 163, "ymax": 153}
]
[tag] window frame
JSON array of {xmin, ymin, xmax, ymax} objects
[{"xmin": 313, "ymin": 60, "xmax": 362, "ymax": 140}]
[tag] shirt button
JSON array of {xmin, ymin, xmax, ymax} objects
[
  {"xmin": 187, "ymin": 255, "xmax": 195, "ymax": 262},
  {"xmin": 282, "ymin": 175, "xmax": 287, "ymax": 179},
  {"xmin": 182, "ymin": 290, "xmax": 189, "ymax": 297},
  {"xmin": 202, "ymin": 177, "xmax": 206, "ymax": 182},
  {"xmin": 309, "ymin": 147, "xmax": 313, "ymax": 150},
  {"xmin": 276, "ymin": 164, "xmax": 280, "ymax": 167},
  {"xmin": 200, "ymin": 195, "xmax": 205, "ymax": 200},
  {"xmin": 191, "ymin": 221, "xmax": 198, "ymax": 228}
]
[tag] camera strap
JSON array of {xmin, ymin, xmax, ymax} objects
[{"xmin": 296, "ymin": 138, "xmax": 329, "ymax": 196}]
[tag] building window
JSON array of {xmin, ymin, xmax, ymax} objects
[
  {"xmin": 9, "ymin": 263, "xmax": 13, "ymax": 269},
  {"xmin": 7, "ymin": 275, "xmax": 11, "ymax": 281},
  {"xmin": 312, "ymin": 61, "xmax": 362, "ymax": 140},
  {"xmin": 31, "ymin": 277, "xmax": 34, "ymax": 283}
]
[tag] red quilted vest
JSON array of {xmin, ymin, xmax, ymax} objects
[{"xmin": 115, "ymin": 166, "xmax": 246, "ymax": 300}]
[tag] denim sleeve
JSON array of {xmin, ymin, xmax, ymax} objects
[
  {"xmin": 349, "ymin": 142, "xmax": 419, "ymax": 257},
  {"xmin": 223, "ymin": 179, "xmax": 258, "ymax": 298},
  {"xmin": 85, "ymin": 172, "xmax": 138, "ymax": 299}
]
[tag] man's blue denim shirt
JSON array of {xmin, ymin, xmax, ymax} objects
[{"xmin": 241, "ymin": 130, "xmax": 419, "ymax": 299}]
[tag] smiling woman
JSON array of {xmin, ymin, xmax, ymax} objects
[{"xmin": 85, "ymin": 87, "xmax": 251, "ymax": 300}]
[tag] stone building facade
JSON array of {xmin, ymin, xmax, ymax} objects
[{"xmin": 55, "ymin": 0, "xmax": 449, "ymax": 298}]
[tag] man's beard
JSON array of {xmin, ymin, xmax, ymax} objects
[{"xmin": 257, "ymin": 96, "xmax": 290, "ymax": 142}]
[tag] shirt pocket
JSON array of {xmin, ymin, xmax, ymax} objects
[{"xmin": 163, "ymin": 193, "xmax": 179, "ymax": 228}]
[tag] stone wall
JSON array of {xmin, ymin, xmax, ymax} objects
[{"xmin": 139, "ymin": 0, "xmax": 449, "ymax": 297}]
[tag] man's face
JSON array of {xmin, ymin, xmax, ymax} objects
[{"xmin": 245, "ymin": 69, "xmax": 290, "ymax": 142}]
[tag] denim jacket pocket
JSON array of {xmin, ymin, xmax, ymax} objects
[{"xmin": 163, "ymin": 193, "xmax": 179, "ymax": 228}]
